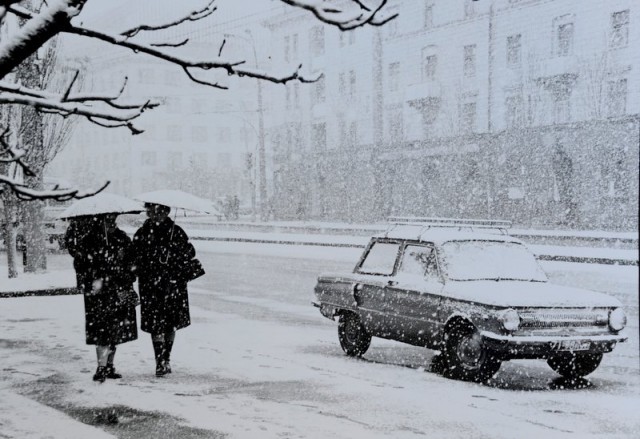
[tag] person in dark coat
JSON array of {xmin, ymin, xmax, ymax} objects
[
  {"xmin": 64, "ymin": 216, "xmax": 97, "ymax": 291},
  {"xmin": 131, "ymin": 203, "xmax": 196, "ymax": 377},
  {"xmin": 77, "ymin": 213, "xmax": 138, "ymax": 382}
]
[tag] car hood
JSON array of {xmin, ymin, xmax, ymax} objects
[{"xmin": 444, "ymin": 280, "xmax": 622, "ymax": 308}]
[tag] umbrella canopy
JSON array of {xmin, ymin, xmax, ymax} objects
[
  {"xmin": 57, "ymin": 193, "xmax": 144, "ymax": 219},
  {"xmin": 134, "ymin": 189, "xmax": 216, "ymax": 214}
]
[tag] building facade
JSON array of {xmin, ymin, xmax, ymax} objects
[{"xmin": 264, "ymin": 0, "xmax": 639, "ymax": 229}]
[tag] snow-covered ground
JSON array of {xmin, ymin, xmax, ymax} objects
[{"xmin": 0, "ymin": 239, "xmax": 638, "ymax": 438}]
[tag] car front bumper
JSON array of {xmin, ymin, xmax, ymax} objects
[{"xmin": 480, "ymin": 331, "xmax": 628, "ymax": 359}]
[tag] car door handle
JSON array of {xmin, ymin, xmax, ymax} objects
[{"xmin": 387, "ymin": 280, "xmax": 397, "ymax": 287}]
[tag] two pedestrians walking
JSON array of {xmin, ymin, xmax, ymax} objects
[{"xmin": 64, "ymin": 193, "xmax": 204, "ymax": 381}]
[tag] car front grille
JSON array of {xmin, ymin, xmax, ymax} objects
[{"xmin": 519, "ymin": 309, "xmax": 609, "ymax": 328}]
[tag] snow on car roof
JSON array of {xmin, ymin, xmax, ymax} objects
[{"xmin": 374, "ymin": 225, "xmax": 523, "ymax": 246}]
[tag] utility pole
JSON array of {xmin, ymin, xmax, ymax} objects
[{"xmin": 256, "ymin": 61, "xmax": 267, "ymax": 221}]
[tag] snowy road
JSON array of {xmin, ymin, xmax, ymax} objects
[{"xmin": 0, "ymin": 242, "xmax": 638, "ymax": 438}]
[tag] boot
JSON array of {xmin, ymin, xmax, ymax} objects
[
  {"xmin": 93, "ymin": 366, "xmax": 107, "ymax": 383},
  {"xmin": 152, "ymin": 340, "xmax": 166, "ymax": 377},
  {"xmin": 105, "ymin": 364, "xmax": 122, "ymax": 379},
  {"xmin": 163, "ymin": 332, "xmax": 174, "ymax": 374}
]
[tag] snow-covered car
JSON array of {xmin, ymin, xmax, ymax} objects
[{"xmin": 312, "ymin": 220, "xmax": 628, "ymax": 382}]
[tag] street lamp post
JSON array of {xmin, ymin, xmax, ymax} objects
[{"xmin": 224, "ymin": 30, "xmax": 268, "ymax": 221}]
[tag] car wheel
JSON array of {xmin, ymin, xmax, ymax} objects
[
  {"xmin": 547, "ymin": 352, "xmax": 603, "ymax": 379},
  {"xmin": 338, "ymin": 313, "xmax": 371, "ymax": 357},
  {"xmin": 444, "ymin": 321, "xmax": 501, "ymax": 382}
]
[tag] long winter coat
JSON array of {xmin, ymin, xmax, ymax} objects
[
  {"xmin": 64, "ymin": 217, "xmax": 96, "ymax": 290},
  {"xmin": 131, "ymin": 217, "xmax": 195, "ymax": 334},
  {"xmin": 80, "ymin": 225, "xmax": 138, "ymax": 346}
]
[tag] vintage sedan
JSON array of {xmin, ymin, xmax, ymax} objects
[{"xmin": 312, "ymin": 221, "xmax": 628, "ymax": 382}]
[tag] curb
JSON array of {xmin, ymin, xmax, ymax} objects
[{"xmin": 0, "ymin": 287, "xmax": 79, "ymax": 298}]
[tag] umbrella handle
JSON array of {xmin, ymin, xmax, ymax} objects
[{"xmin": 159, "ymin": 210, "xmax": 178, "ymax": 265}]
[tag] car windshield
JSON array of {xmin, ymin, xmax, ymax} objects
[{"xmin": 441, "ymin": 240, "xmax": 548, "ymax": 282}]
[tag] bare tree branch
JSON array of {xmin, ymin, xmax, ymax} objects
[
  {"xmin": 0, "ymin": 127, "xmax": 35, "ymax": 176},
  {"xmin": 121, "ymin": 0, "xmax": 217, "ymax": 38},
  {"xmin": 0, "ymin": 0, "xmax": 394, "ymax": 201},
  {"xmin": 0, "ymin": 90, "xmax": 155, "ymax": 123},
  {"xmin": 0, "ymin": 173, "xmax": 109, "ymax": 201},
  {"xmin": 279, "ymin": 0, "xmax": 398, "ymax": 30},
  {"xmin": 151, "ymin": 37, "xmax": 189, "ymax": 48},
  {"xmin": 0, "ymin": 0, "xmax": 86, "ymax": 80},
  {"xmin": 7, "ymin": 2, "xmax": 320, "ymax": 86}
]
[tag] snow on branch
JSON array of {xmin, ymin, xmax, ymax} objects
[
  {"xmin": 0, "ymin": 127, "xmax": 32, "ymax": 176},
  {"xmin": 7, "ymin": 2, "xmax": 319, "ymax": 87},
  {"xmin": 0, "ymin": 81, "xmax": 159, "ymax": 135},
  {"xmin": 121, "ymin": 0, "xmax": 217, "ymax": 38},
  {"xmin": 0, "ymin": 173, "xmax": 110, "ymax": 201},
  {"xmin": 280, "ymin": 0, "xmax": 398, "ymax": 30}
]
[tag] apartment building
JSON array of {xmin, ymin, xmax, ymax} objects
[{"xmin": 264, "ymin": 0, "xmax": 638, "ymax": 229}]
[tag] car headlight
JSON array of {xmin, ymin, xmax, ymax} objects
[
  {"xmin": 609, "ymin": 308, "xmax": 627, "ymax": 331},
  {"xmin": 498, "ymin": 308, "xmax": 520, "ymax": 331}
]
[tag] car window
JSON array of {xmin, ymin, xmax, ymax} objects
[
  {"xmin": 358, "ymin": 241, "xmax": 400, "ymax": 275},
  {"xmin": 398, "ymin": 245, "xmax": 438, "ymax": 279}
]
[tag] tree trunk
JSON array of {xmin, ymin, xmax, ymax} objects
[
  {"xmin": 1, "ymin": 198, "xmax": 20, "ymax": 278},
  {"xmin": 22, "ymin": 198, "xmax": 47, "ymax": 272}
]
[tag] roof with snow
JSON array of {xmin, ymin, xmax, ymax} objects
[{"xmin": 374, "ymin": 223, "xmax": 523, "ymax": 246}]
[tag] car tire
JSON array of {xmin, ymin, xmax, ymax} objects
[
  {"xmin": 547, "ymin": 352, "xmax": 603, "ymax": 379},
  {"xmin": 338, "ymin": 313, "xmax": 371, "ymax": 357},
  {"xmin": 443, "ymin": 321, "xmax": 501, "ymax": 382}
]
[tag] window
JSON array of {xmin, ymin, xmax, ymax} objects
[
  {"xmin": 191, "ymin": 126, "xmax": 207, "ymax": 143},
  {"xmin": 388, "ymin": 62, "xmax": 400, "ymax": 91},
  {"xmin": 291, "ymin": 33, "xmax": 299, "ymax": 60},
  {"xmin": 461, "ymin": 102, "xmax": 476, "ymax": 133},
  {"xmin": 422, "ymin": 50, "xmax": 437, "ymax": 80},
  {"xmin": 556, "ymin": 22, "xmax": 574, "ymax": 57},
  {"xmin": 507, "ymin": 34, "xmax": 521, "ymax": 67},
  {"xmin": 141, "ymin": 151, "xmax": 156, "ymax": 166},
  {"xmin": 464, "ymin": 0, "xmax": 475, "ymax": 19},
  {"xmin": 167, "ymin": 125, "xmax": 182, "ymax": 141},
  {"xmin": 424, "ymin": 3, "xmax": 434, "ymax": 29},
  {"xmin": 610, "ymin": 10, "xmax": 629, "ymax": 48},
  {"xmin": 164, "ymin": 71, "xmax": 180, "ymax": 86},
  {"xmin": 218, "ymin": 127, "xmax": 231, "ymax": 142},
  {"xmin": 553, "ymin": 97, "xmax": 571, "ymax": 123},
  {"xmin": 285, "ymin": 84, "xmax": 291, "ymax": 109},
  {"xmin": 169, "ymin": 97, "xmax": 181, "ymax": 114},
  {"xmin": 217, "ymin": 152, "xmax": 231, "ymax": 167},
  {"xmin": 191, "ymin": 98, "xmax": 206, "ymax": 113},
  {"xmin": 340, "ymin": 31, "xmax": 356, "ymax": 47},
  {"xmin": 284, "ymin": 35, "xmax": 290, "ymax": 62},
  {"xmin": 358, "ymin": 241, "xmax": 400, "ymax": 275},
  {"xmin": 338, "ymin": 72, "xmax": 346, "ymax": 94},
  {"xmin": 348, "ymin": 121, "xmax": 358, "ymax": 148},
  {"xmin": 389, "ymin": 107, "xmax": 404, "ymax": 141},
  {"xmin": 339, "ymin": 119, "xmax": 347, "ymax": 148},
  {"xmin": 293, "ymin": 83, "xmax": 300, "ymax": 108},
  {"xmin": 310, "ymin": 25, "xmax": 325, "ymax": 56},
  {"xmin": 505, "ymin": 95, "xmax": 523, "ymax": 128},
  {"xmin": 349, "ymin": 70, "xmax": 357, "ymax": 98},
  {"xmin": 607, "ymin": 78, "xmax": 627, "ymax": 116},
  {"xmin": 314, "ymin": 75, "xmax": 325, "ymax": 104},
  {"xmin": 168, "ymin": 152, "xmax": 182, "ymax": 168},
  {"xmin": 398, "ymin": 245, "xmax": 438, "ymax": 279},
  {"xmin": 463, "ymin": 45, "xmax": 476, "ymax": 77},
  {"xmin": 312, "ymin": 123, "xmax": 326, "ymax": 149},
  {"xmin": 139, "ymin": 68, "xmax": 154, "ymax": 84}
]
